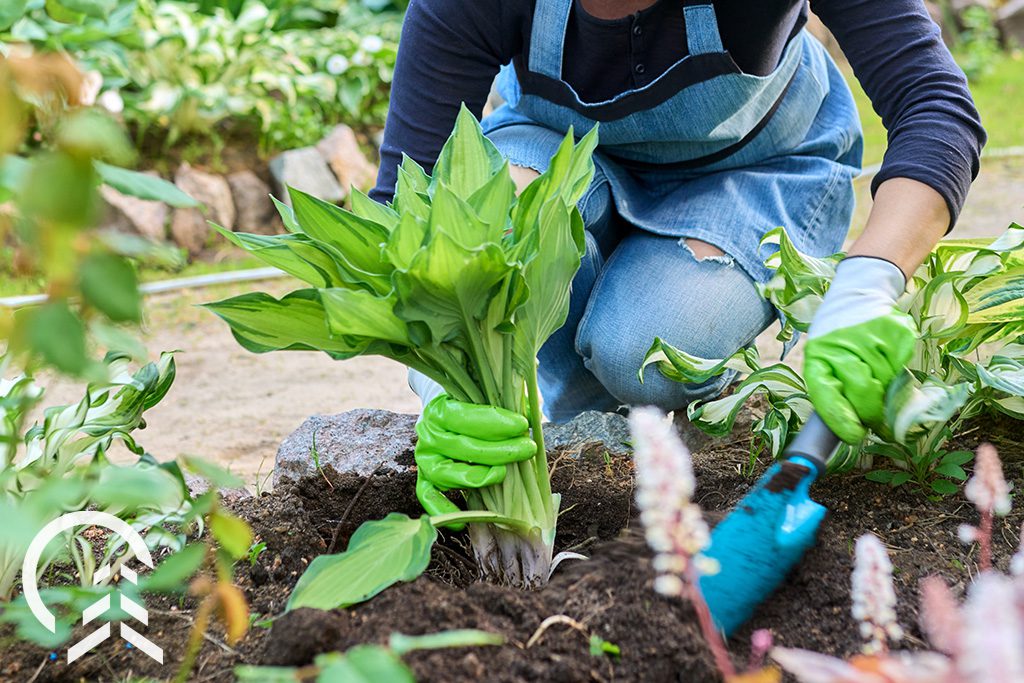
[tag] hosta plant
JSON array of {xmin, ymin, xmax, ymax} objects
[
  {"xmin": 206, "ymin": 106, "xmax": 597, "ymax": 595},
  {"xmin": 642, "ymin": 224, "xmax": 1024, "ymax": 493}
]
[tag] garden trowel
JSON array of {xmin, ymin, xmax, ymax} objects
[{"xmin": 699, "ymin": 413, "xmax": 839, "ymax": 635}]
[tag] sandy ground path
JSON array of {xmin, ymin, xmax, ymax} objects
[{"xmin": 30, "ymin": 158, "xmax": 1023, "ymax": 486}]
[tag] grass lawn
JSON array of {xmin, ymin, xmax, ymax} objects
[{"xmin": 847, "ymin": 51, "xmax": 1024, "ymax": 166}]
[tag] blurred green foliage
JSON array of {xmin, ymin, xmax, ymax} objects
[
  {"xmin": 1, "ymin": 46, "xmax": 193, "ymax": 377},
  {"xmin": 2, "ymin": 0, "xmax": 402, "ymax": 153}
]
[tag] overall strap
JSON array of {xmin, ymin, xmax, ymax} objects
[
  {"xmin": 683, "ymin": 1, "xmax": 724, "ymax": 55},
  {"xmin": 528, "ymin": 0, "xmax": 573, "ymax": 79}
]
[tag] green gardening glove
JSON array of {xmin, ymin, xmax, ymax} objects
[
  {"xmin": 414, "ymin": 394, "xmax": 538, "ymax": 528},
  {"xmin": 804, "ymin": 256, "xmax": 918, "ymax": 444}
]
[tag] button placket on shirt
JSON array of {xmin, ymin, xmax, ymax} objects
[{"xmin": 630, "ymin": 12, "xmax": 648, "ymax": 86}]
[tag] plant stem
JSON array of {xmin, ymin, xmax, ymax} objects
[
  {"xmin": 174, "ymin": 591, "xmax": 215, "ymax": 683},
  {"xmin": 687, "ymin": 576, "xmax": 736, "ymax": 679},
  {"xmin": 979, "ymin": 508, "xmax": 993, "ymax": 571},
  {"xmin": 525, "ymin": 359, "xmax": 553, "ymax": 519}
]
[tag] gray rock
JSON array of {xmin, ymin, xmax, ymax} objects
[
  {"xmin": 227, "ymin": 170, "xmax": 281, "ymax": 235},
  {"xmin": 100, "ymin": 175, "xmax": 169, "ymax": 241},
  {"xmin": 183, "ymin": 474, "xmax": 252, "ymax": 506},
  {"xmin": 269, "ymin": 147, "xmax": 345, "ymax": 207},
  {"xmin": 174, "ymin": 163, "xmax": 235, "ymax": 229},
  {"xmin": 542, "ymin": 411, "xmax": 631, "ymax": 459},
  {"xmin": 315, "ymin": 125, "xmax": 378, "ymax": 196},
  {"xmin": 274, "ymin": 409, "xmax": 417, "ymax": 487},
  {"xmin": 999, "ymin": 0, "xmax": 1024, "ymax": 46},
  {"xmin": 170, "ymin": 208, "xmax": 210, "ymax": 256}
]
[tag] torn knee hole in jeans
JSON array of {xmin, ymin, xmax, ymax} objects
[{"xmin": 679, "ymin": 238, "xmax": 734, "ymax": 266}]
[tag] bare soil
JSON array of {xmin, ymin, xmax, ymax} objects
[{"xmin": 3, "ymin": 421, "xmax": 1021, "ymax": 683}]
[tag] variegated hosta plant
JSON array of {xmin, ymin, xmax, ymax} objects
[
  {"xmin": 0, "ymin": 352, "xmax": 187, "ymax": 604},
  {"xmin": 642, "ymin": 224, "xmax": 1024, "ymax": 494},
  {"xmin": 206, "ymin": 106, "xmax": 598, "ymax": 597}
]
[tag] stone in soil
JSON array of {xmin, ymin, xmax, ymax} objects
[
  {"xmin": 227, "ymin": 169, "xmax": 282, "ymax": 235},
  {"xmin": 100, "ymin": 175, "xmax": 169, "ymax": 241},
  {"xmin": 274, "ymin": 409, "xmax": 417, "ymax": 487},
  {"xmin": 541, "ymin": 410, "xmax": 631, "ymax": 458},
  {"xmin": 269, "ymin": 146, "xmax": 345, "ymax": 207},
  {"xmin": 315, "ymin": 124, "xmax": 378, "ymax": 196},
  {"xmin": 171, "ymin": 163, "xmax": 236, "ymax": 254}
]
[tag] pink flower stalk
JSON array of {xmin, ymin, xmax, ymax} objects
[
  {"xmin": 748, "ymin": 629, "xmax": 773, "ymax": 671},
  {"xmin": 919, "ymin": 576, "xmax": 963, "ymax": 656},
  {"xmin": 960, "ymin": 443, "xmax": 1011, "ymax": 572},
  {"xmin": 957, "ymin": 573, "xmax": 1024, "ymax": 682},
  {"xmin": 851, "ymin": 534, "xmax": 903, "ymax": 654},
  {"xmin": 629, "ymin": 407, "xmax": 733, "ymax": 679},
  {"xmin": 772, "ymin": 647, "xmax": 953, "ymax": 683}
]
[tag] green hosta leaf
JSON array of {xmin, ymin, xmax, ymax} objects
[
  {"xmin": 288, "ymin": 187, "xmax": 391, "ymax": 284},
  {"xmin": 976, "ymin": 354, "xmax": 1024, "ymax": 396},
  {"xmin": 688, "ymin": 363, "xmax": 809, "ymax": 438},
  {"xmin": 320, "ymin": 288, "xmax": 409, "ymax": 345},
  {"xmin": 431, "ymin": 181, "xmax": 501, "ymax": 249},
  {"xmin": 431, "ymin": 104, "xmax": 505, "ymax": 200},
  {"xmin": 512, "ymin": 200, "xmax": 585, "ymax": 374},
  {"xmin": 963, "ymin": 266, "xmax": 1024, "ymax": 323},
  {"xmin": 385, "ymin": 212, "xmax": 428, "ymax": 271},
  {"xmin": 79, "ymin": 253, "xmax": 141, "ymax": 323},
  {"xmin": 0, "ymin": 0, "xmax": 28, "ymax": 31},
  {"xmin": 286, "ymin": 513, "xmax": 437, "ymax": 611},
  {"xmin": 141, "ymin": 543, "xmax": 207, "ymax": 592},
  {"xmin": 933, "ymin": 462, "xmax": 968, "ymax": 480},
  {"xmin": 639, "ymin": 338, "xmax": 759, "ymax": 385},
  {"xmin": 214, "ymin": 226, "xmax": 347, "ymax": 288},
  {"xmin": 915, "ymin": 271, "xmax": 968, "ymax": 338},
  {"xmin": 271, "ymin": 196, "xmax": 301, "ymax": 233},
  {"xmin": 388, "ymin": 629, "xmax": 505, "ymax": 655},
  {"xmin": 467, "ymin": 162, "xmax": 516, "ymax": 236},
  {"xmin": 317, "ymin": 647, "xmax": 415, "ymax": 683},
  {"xmin": 95, "ymin": 161, "xmax": 198, "ymax": 208},
  {"xmin": 350, "ymin": 188, "xmax": 399, "ymax": 232},
  {"xmin": 210, "ymin": 510, "xmax": 253, "ymax": 559},
  {"xmin": 53, "ymin": 0, "xmax": 116, "ymax": 18},
  {"xmin": 203, "ymin": 290, "xmax": 366, "ymax": 359},
  {"xmin": 234, "ymin": 665, "xmax": 299, "ymax": 682},
  {"xmin": 757, "ymin": 227, "xmax": 840, "ymax": 342},
  {"xmin": 393, "ymin": 233, "xmax": 512, "ymax": 345},
  {"xmin": 884, "ymin": 372, "xmax": 970, "ymax": 443}
]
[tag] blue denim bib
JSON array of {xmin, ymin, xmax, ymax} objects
[{"xmin": 482, "ymin": 0, "xmax": 863, "ymax": 284}]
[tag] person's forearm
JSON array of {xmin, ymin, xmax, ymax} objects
[{"xmin": 846, "ymin": 177, "xmax": 950, "ymax": 280}]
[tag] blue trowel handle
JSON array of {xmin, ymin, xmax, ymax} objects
[{"xmin": 782, "ymin": 413, "xmax": 840, "ymax": 476}]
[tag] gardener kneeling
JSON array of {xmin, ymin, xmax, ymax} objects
[{"xmin": 369, "ymin": 0, "xmax": 985, "ymax": 513}]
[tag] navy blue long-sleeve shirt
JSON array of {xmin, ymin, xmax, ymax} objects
[{"xmin": 372, "ymin": 0, "xmax": 986, "ymax": 227}]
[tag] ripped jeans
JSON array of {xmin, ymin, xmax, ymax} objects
[{"xmin": 538, "ymin": 163, "xmax": 776, "ymax": 422}]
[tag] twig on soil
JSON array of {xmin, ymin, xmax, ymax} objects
[
  {"xmin": 148, "ymin": 609, "xmax": 240, "ymax": 655},
  {"xmin": 24, "ymin": 657, "xmax": 46, "ymax": 683},
  {"xmin": 327, "ymin": 462, "xmax": 385, "ymax": 553},
  {"xmin": 562, "ymin": 535, "xmax": 599, "ymax": 554},
  {"xmin": 526, "ymin": 614, "xmax": 589, "ymax": 649}
]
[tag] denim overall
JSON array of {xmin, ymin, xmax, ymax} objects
[{"xmin": 480, "ymin": 0, "xmax": 863, "ymax": 421}]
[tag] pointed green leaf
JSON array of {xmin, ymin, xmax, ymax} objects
[
  {"xmin": 288, "ymin": 187, "xmax": 391, "ymax": 277},
  {"xmin": 95, "ymin": 161, "xmax": 198, "ymax": 208},
  {"xmin": 964, "ymin": 266, "xmax": 1024, "ymax": 323},
  {"xmin": 431, "ymin": 105, "xmax": 504, "ymax": 200},
  {"xmin": 214, "ymin": 225, "xmax": 347, "ymax": 288},
  {"xmin": 350, "ymin": 188, "xmax": 399, "ymax": 232},
  {"xmin": 286, "ymin": 513, "xmax": 437, "ymax": 611},
  {"xmin": 203, "ymin": 290, "xmax": 366, "ymax": 359},
  {"xmin": 320, "ymin": 288, "xmax": 409, "ymax": 345}
]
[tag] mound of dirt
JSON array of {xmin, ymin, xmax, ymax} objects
[{"xmin": 3, "ymin": 423, "xmax": 1021, "ymax": 682}]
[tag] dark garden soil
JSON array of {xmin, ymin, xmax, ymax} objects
[{"xmin": 2, "ymin": 419, "xmax": 1022, "ymax": 683}]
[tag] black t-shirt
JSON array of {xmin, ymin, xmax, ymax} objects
[{"xmin": 372, "ymin": 0, "xmax": 986, "ymax": 226}]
